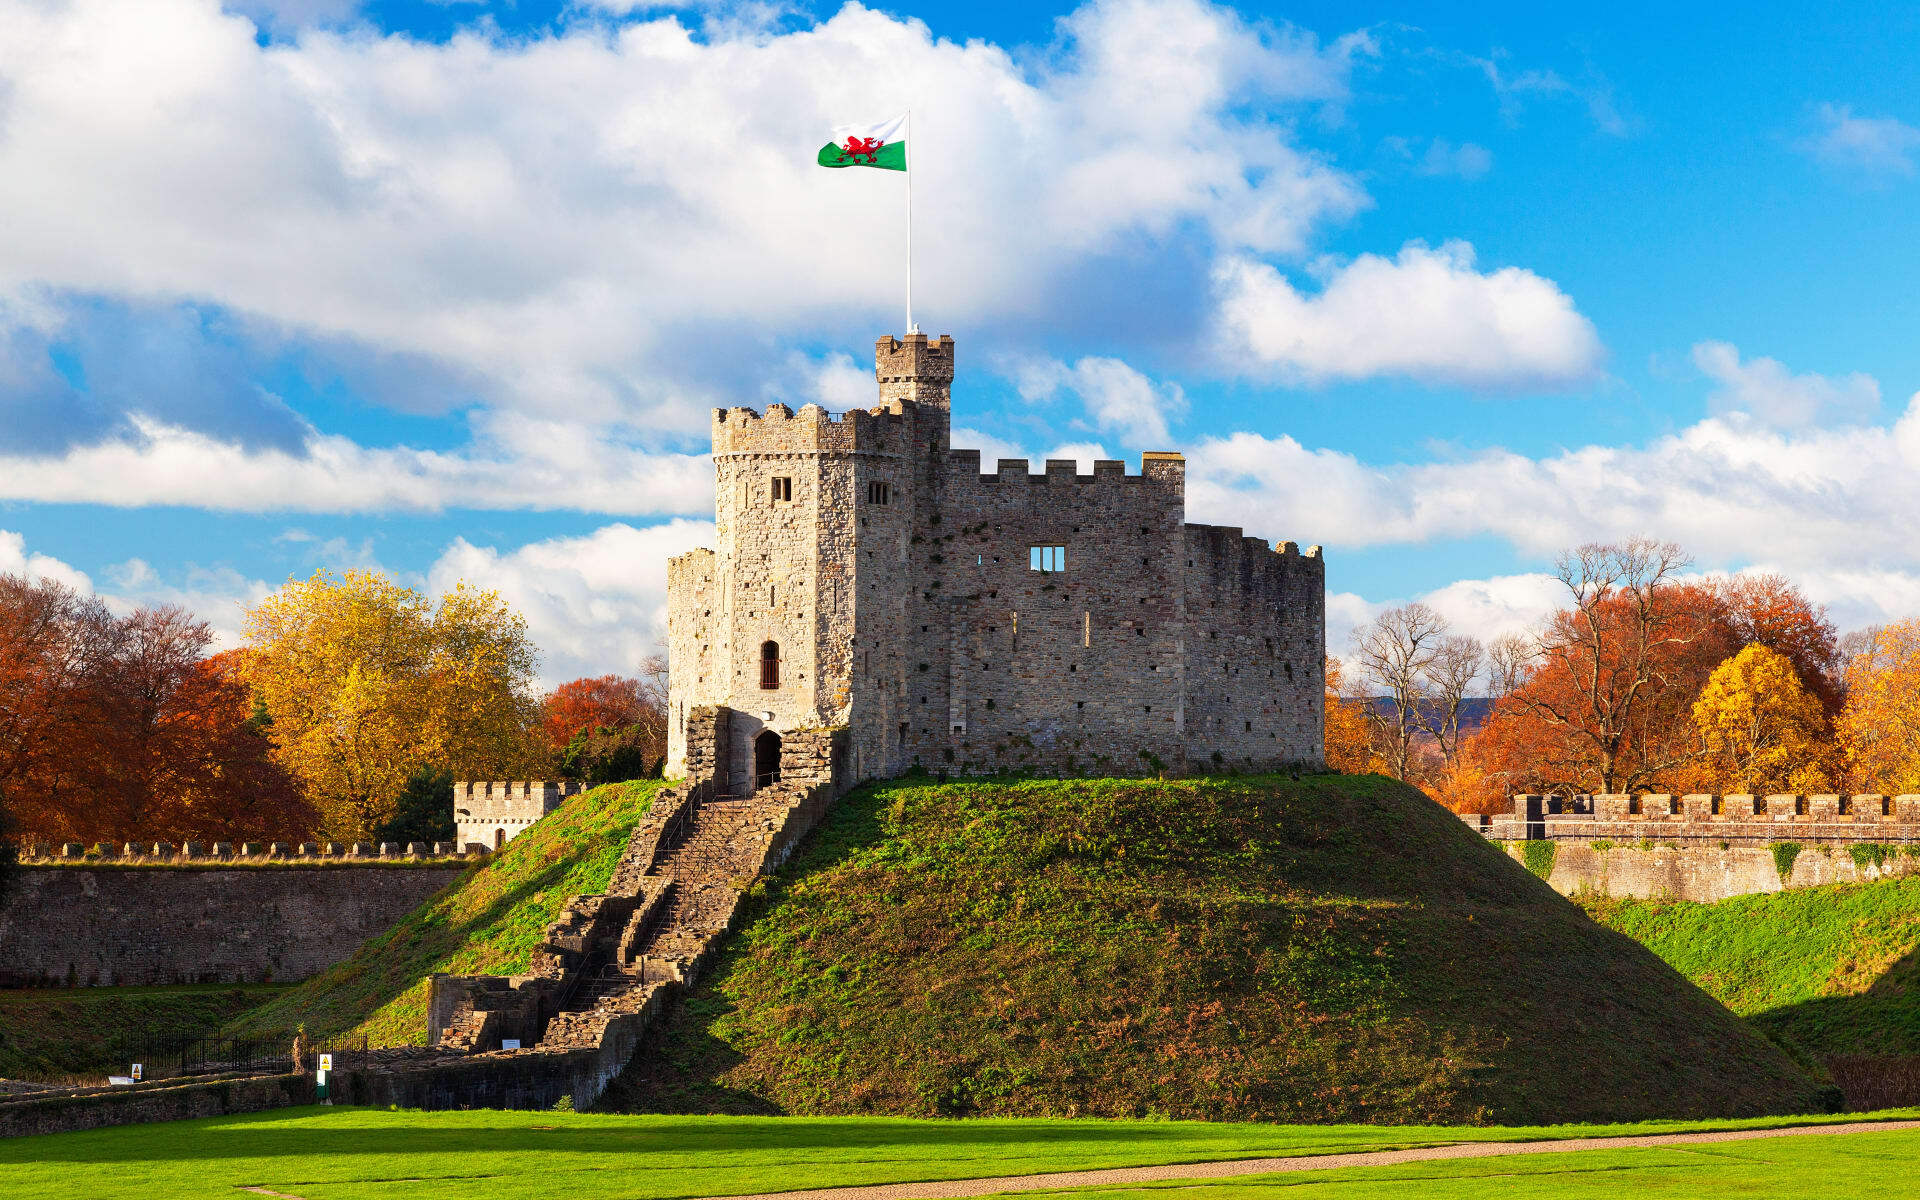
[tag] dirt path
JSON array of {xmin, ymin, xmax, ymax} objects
[{"xmin": 698, "ymin": 1119, "xmax": 1920, "ymax": 1200}]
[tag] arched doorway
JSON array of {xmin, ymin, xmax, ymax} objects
[
  {"xmin": 494, "ymin": 827, "xmax": 505, "ymax": 850},
  {"xmin": 754, "ymin": 730, "xmax": 782, "ymax": 791}
]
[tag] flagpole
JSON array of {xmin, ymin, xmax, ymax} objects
[{"xmin": 905, "ymin": 109, "xmax": 916, "ymax": 334}]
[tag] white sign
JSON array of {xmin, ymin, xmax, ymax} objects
[
  {"xmin": 130, "ymin": 1063, "xmax": 142, "ymax": 1081},
  {"xmin": 500, "ymin": 1039, "xmax": 522, "ymax": 1050},
  {"xmin": 318, "ymin": 1053, "xmax": 333, "ymax": 1072}
]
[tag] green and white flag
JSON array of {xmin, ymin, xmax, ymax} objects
[{"xmin": 817, "ymin": 113, "xmax": 908, "ymax": 171}]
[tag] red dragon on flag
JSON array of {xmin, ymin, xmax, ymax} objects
[{"xmin": 838, "ymin": 136, "xmax": 885, "ymax": 164}]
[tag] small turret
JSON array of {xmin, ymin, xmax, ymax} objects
[{"xmin": 875, "ymin": 332, "xmax": 955, "ymax": 410}]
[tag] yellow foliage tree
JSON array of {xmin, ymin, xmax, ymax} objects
[
  {"xmin": 1323, "ymin": 655, "xmax": 1377, "ymax": 775},
  {"xmin": 1691, "ymin": 643, "xmax": 1831, "ymax": 794},
  {"xmin": 1839, "ymin": 619, "xmax": 1920, "ymax": 794},
  {"xmin": 240, "ymin": 570, "xmax": 547, "ymax": 839}
]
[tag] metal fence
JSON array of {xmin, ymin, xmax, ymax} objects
[{"xmin": 116, "ymin": 1035, "xmax": 368, "ymax": 1082}]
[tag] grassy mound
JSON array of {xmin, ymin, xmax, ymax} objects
[
  {"xmin": 227, "ymin": 780, "xmax": 659, "ymax": 1047},
  {"xmin": 0, "ymin": 985, "xmax": 285, "ymax": 1082},
  {"xmin": 1585, "ymin": 879, "xmax": 1920, "ymax": 1057},
  {"xmin": 605, "ymin": 774, "xmax": 1831, "ymax": 1124}
]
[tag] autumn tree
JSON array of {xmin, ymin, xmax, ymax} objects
[
  {"xmin": 1322, "ymin": 655, "xmax": 1375, "ymax": 774},
  {"xmin": 1692, "ymin": 644, "xmax": 1832, "ymax": 793},
  {"xmin": 1497, "ymin": 539, "xmax": 1728, "ymax": 793},
  {"xmin": 1715, "ymin": 574, "xmax": 1842, "ymax": 714},
  {"xmin": 1838, "ymin": 619, "xmax": 1920, "ymax": 794},
  {"xmin": 0, "ymin": 575, "xmax": 313, "ymax": 843},
  {"xmin": 241, "ymin": 570, "xmax": 546, "ymax": 839}
]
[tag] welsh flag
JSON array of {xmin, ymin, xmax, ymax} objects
[{"xmin": 817, "ymin": 113, "xmax": 908, "ymax": 171}]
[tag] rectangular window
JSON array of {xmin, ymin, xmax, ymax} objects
[
  {"xmin": 867, "ymin": 481, "xmax": 890, "ymax": 504},
  {"xmin": 1029, "ymin": 545, "xmax": 1066, "ymax": 572},
  {"xmin": 770, "ymin": 477, "xmax": 792, "ymax": 503}
]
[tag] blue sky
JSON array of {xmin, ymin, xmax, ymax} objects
[{"xmin": 3, "ymin": 0, "xmax": 1919, "ymax": 684}]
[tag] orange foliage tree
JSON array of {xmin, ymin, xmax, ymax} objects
[
  {"xmin": 1838, "ymin": 619, "xmax": 1920, "ymax": 794},
  {"xmin": 1455, "ymin": 546, "xmax": 1845, "ymax": 799},
  {"xmin": 0, "ymin": 573, "xmax": 313, "ymax": 844},
  {"xmin": 1322, "ymin": 655, "xmax": 1375, "ymax": 774}
]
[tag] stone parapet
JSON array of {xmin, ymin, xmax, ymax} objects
[{"xmin": 18, "ymin": 841, "xmax": 478, "ymax": 864}]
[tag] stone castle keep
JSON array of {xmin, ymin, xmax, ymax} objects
[{"xmin": 665, "ymin": 332, "xmax": 1326, "ymax": 792}]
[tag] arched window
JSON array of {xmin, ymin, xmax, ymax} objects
[{"xmin": 760, "ymin": 640, "xmax": 780, "ymax": 689}]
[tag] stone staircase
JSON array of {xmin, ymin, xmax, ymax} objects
[{"xmin": 534, "ymin": 794, "xmax": 794, "ymax": 1051}]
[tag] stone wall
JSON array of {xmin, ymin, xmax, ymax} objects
[
  {"xmin": 1460, "ymin": 792, "xmax": 1920, "ymax": 901},
  {"xmin": 0, "ymin": 864, "xmax": 465, "ymax": 986},
  {"xmin": 664, "ymin": 331, "xmax": 1326, "ymax": 788},
  {"xmin": 0, "ymin": 1072, "xmax": 314, "ymax": 1140},
  {"xmin": 1511, "ymin": 840, "xmax": 1920, "ymax": 903}
]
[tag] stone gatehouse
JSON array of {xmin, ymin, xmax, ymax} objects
[{"xmin": 665, "ymin": 332, "xmax": 1326, "ymax": 792}]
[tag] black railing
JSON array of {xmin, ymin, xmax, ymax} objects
[{"xmin": 114, "ymin": 1035, "xmax": 368, "ymax": 1082}]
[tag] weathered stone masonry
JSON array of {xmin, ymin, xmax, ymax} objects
[
  {"xmin": 1463, "ymin": 792, "xmax": 1920, "ymax": 901},
  {"xmin": 666, "ymin": 333, "xmax": 1325, "ymax": 790},
  {"xmin": 0, "ymin": 862, "xmax": 466, "ymax": 986}
]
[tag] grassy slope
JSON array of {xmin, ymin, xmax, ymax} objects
[
  {"xmin": 226, "ymin": 781, "xmax": 658, "ymax": 1047},
  {"xmin": 1584, "ymin": 879, "xmax": 1920, "ymax": 1056},
  {"xmin": 1, "ymin": 1108, "xmax": 1910, "ymax": 1200},
  {"xmin": 0, "ymin": 985, "xmax": 285, "ymax": 1082},
  {"xmin": 606, "ymin": 774, "xmax": 1831, "ymax": 1124}
]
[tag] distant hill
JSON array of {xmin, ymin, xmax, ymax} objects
[
  {"xmin": 1363, "ymin": 696, "xmax": 1499, "ymax": 732},
  {"xmin": 605, "ymin": 774, "xmax": 1832, "ymax": 1123}
]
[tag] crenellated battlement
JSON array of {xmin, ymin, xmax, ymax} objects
[
  {"xmin": 1464, "ymin": 792, "xmax": 1920, "ymax": 844},
  {"xmin": 943, "ymin": 450, "xmax": 1186, "ymax": 488},
  {"xmin": 710, "ymin": 401, "xmax": 912, "ymax": 458},
  {"xmin": 18, "ymin": 840, "xmax": 479, "ymax": 863}
]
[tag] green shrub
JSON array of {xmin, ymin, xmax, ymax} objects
[
  {"xmin": 1771, "ymin": 842, "xmax": 1803, "ymax": 884},
  {"xmin": 1851, "ymin": 843, "xmax": 1894, "ymax": 873},
  {"xmin": 1522, "ymin": 839, "xmax": 1558, "ymax": 879}
]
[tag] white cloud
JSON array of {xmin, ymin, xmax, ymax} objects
[
  {"xmin": 1692, "ymin": 340, "xmax": 1879, "ymax": 427},
  {"xmin": 1326, "ymin": 571, "xmax": 1562, "ymax": 665},
  {"xmin": 0, "ymin": 415, "xmax": 713, "ymax": 514},
  {"xmin": 0, "ymin": 0, "xmax": 1372, "ymax": 425},
  {"xmin": 1188, "ymin": 381, "xmax": 1920, "ymax": 576},
  {"xmin": 428, "ymin": 519, "xmax": 715, "ymax": 687},
  {"xmin": 1801, "ymin": 103, "xmax": 1920, "ymax": 178},
  {"xmin": 1009, "ymin": 355, "xmax": 1186, "ymax": 446},
  {"xmin": 0, "ymin": 530, "xmax": 95, "ymax": 592},
  {"xmin": 1213, "ymin": 240, "xmax": 1602, "ymax": 389}
]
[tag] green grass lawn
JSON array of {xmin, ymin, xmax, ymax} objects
[
  {"xmin": 0, "ymin": 984, "xmax": 289, "ymax": 1082},
  {"xmin": 1059, "ymin": 1127, "xmax": 1920, "ymax": 1200},
  {"xmin": 0, "ymin": 1109, "xmax": 1911, "ymax": 1200},
  {"xmin": 1583, "ymin": 877, "xmax": 1920, "ymax": 1054},
  {"xmin": 224, "ymin": 780, "xmax": 660, "ymax": 1047}
]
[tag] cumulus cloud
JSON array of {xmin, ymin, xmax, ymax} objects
[
  {"xmin": 1801, "ymin": 103, "xmax": 1920, "ymax": 178},
  {"xmin": 1213, "ymin": 240, "xmax": 1602, "ymax": 389},
  {"xmin": 428, "ymin": 519, "xmax": 715, "ymax": 686},
  {"xmin": 0, "ymin": 0, "xmax": 1372, "ymax": 430},
  {"xmin": 1692, "ymin": 340, "xmax": 1879, "ymax": 428},
  {"xmin": 1326, "ymin": 571, "xmax": 1563, "ymax": 664},
  {"xmin": 1009, "ymin": 355, "xmax": 1186, "ymax": 446},
  {"xmin": 1188, "ymin": 379, "xmax": 1920, "ymax": 575},
  {"xmin": 0, "ymin": 416, "xmax": 713, "ymax": 514},
  {"xmin": 0, "ymin": 530, "xmax": 95, "ymax": 592}
]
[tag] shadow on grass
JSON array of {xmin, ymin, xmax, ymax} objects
[
  {"xmin": 1752, "ymin": 945, "xmax": 1920, "ymax": 1058},
  {"xmin": 0, "ymin": 1109, "xmax": 1256, "ymax": 1167}
]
